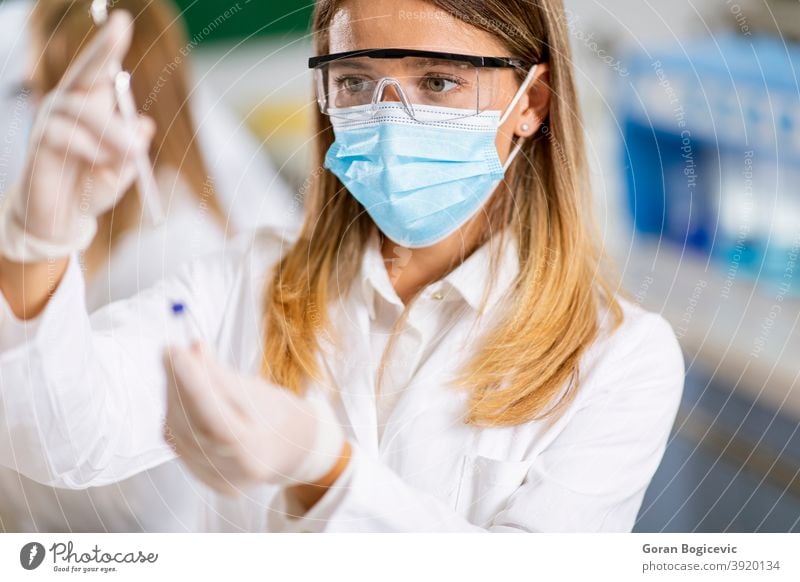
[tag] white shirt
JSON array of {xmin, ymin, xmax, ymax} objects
[
  {"xmin": 0, "ymin": 228, "xmax": 685, "ymax": 532},
  {"xmin": 0, "ymin": 163, "xmax": 297, "ymax": 532}
]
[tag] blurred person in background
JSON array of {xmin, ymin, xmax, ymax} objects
[
  {"xmin": 0, "ymin": 0, "xmax": 33, "ymax": 199},
  {"xmin": 0, "ymin": 0, "xmax": 298, "ymax": 532}
]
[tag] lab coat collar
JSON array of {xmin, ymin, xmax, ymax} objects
[
  {"xmin": 358, "ymin": 231, "xmax": 520, "ymax": 318},
  {"xmin": 443, "ymin": 233, "xmax": 520, "ymax": 314}
]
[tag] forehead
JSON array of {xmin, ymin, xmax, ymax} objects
[{"xmin": 328, "ymin": 0, "xmax": 509, "ymax": 56}]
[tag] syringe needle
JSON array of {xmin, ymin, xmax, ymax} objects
[
  {"xmin": 114, "ymin": 71, "xmax": 165, "ymax": 225},
  {"xmin": 92, "ymin": 1, "xmax": 165, "ymax": 226}
]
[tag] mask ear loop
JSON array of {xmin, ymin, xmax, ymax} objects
[{"xmin": 499, "ymin": 63, "xmax": 539, "ymax": 171}]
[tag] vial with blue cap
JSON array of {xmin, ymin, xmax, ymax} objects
[{"xmin": 168, "ymin": 300, "xmax": 196, "ymax": 348}]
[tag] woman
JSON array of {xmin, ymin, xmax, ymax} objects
[
  {"xmin": 0, "ymin": 0, "xmax": 297, "ymax": 532},
  {"xmin": 0, "ymin": 0, "xmax": 684, "ymax": 532}
]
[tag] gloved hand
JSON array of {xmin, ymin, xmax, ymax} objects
[
  {"xmin": 163, "ymin": 343, "xmax": 347, "ymax": 495},
  {"xmin": 0, "ymin": 10, "xmax": 154, "ymax": 263}
]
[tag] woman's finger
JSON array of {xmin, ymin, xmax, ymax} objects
[
  {"xmin": 174, "ymin": 441, "xmax": 242, "ymax": 496},
  {"xmin": 169, "ymin": 427, "xmax": 247, "ymax": 495},
  {"xmin": 50, "ymin": 92, "xmax": 153, "ymax": 158},
  {"xmin": 89, "ymin": 117, "xmax": 155, "ymax": 203},
  {"xmin": 40, "ymin": 114, "xmax": 113, "ymax": 165},
  {"xmin": 191, "ymin": 342, "xmax": 251, "ymax": 418},
  {"xmin": 164, "ymin": 346, "xmax": 240, "ymax": 444},
  {"xmin": 58, "ymin": 10, "xmax": 134, "ymax": 93},
  {"xmin": 87, "ymin": 162, "xmax": 138, "ymax": 214}
]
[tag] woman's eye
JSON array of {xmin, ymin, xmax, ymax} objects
[
  {"xmin": 341, "ymin": 77, "xmax": 370, "ymax": 93},
  {"xmin": 422, "ymin": 76, "xmax": 460, "ymax": 93}
]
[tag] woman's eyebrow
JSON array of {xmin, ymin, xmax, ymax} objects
[
  {"xmin": 329, "ymin": 59, "xmax": 370, "ymax": 70},
  {"xmin": 411, "ymin": 58, "xmax": 468, "ymax": 68}
]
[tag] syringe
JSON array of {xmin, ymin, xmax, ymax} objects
[{"xmin": 90, "ymin": 0, "xmax": 165, "ymax": 225}]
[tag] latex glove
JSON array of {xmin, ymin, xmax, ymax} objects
[
  {"xmin": 0, "ymin": 11, "xmax": 154, "ymax": 263},
  {"xmin": 163, "ymin": 343, "xmax": 347, "ymax": 495}
]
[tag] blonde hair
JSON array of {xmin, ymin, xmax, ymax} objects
[
  {"xmin": 30, "ymin": 0, "xmax": 226, "ymax": 276},
  {"xmin": 263, "ymin": 0, "xmax": 624, "ymax": 427}
]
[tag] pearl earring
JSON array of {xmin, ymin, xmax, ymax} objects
[{"xmin": 521, "ymin": 123, "xmax": 530, "ymax": 132}]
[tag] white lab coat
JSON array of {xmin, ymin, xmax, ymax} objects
[
  {"xmin": 0, "ymin": 227, "xmax": 685, "ymax": 532},
  {"xmin": 0, "ymin": 162, "xmax": 297, "ymax": 532}
]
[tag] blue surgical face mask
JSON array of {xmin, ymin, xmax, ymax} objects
[{"xmin": 324, "ymin": 66, "xmax": 538, "ymax": 248}]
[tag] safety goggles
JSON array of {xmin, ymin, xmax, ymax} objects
[{"xmin": 308, "ymin": 48, "xmax": 531, "ymax": 123}]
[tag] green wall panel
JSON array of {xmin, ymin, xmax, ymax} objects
[{"xmin": 172, "ymin": 0, "xmax": 314, "ymax": 42}]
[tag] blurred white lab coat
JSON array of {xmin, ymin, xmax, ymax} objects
[
  {"xmin": 0, "ymin": 161, "xmax": 298, "ymax": 532},
  {"xmin": 0, "ymin": 0, "xmax": 300, "ymax": 529},
  {"xmin": 0, "ymin": 228, "xmax": 685, "ymax": 532}
]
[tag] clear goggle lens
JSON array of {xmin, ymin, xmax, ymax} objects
[{"xmin": 313, "ymin": 56, "xmax": 502, "ymax": 122}]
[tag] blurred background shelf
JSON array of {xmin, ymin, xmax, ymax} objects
[
  {"xmin": 569, "ymin": 0, "xmax": 800, "ymax": 531},
  {"xmin": 635, "ymin": 363, "xmax": 800, "ymax": 532},
  {"xmin": 622, "ymin": 241, "xmax": 800, "ymax": 419}
]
